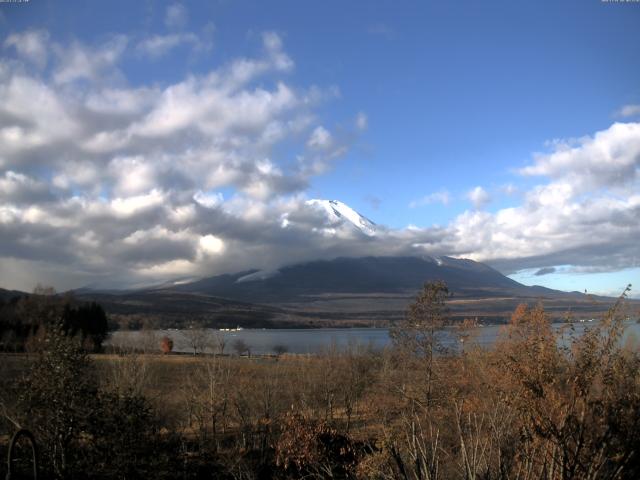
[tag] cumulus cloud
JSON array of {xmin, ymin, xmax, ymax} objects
[
  {"xmin": 52, "ymin": 35, "xmax": 128, "ymax": 84},
  {"xmin": 0, "ymin": 171, "xmax": 54, "ymax": 204},
  {"xmin": 4, "ymin": 30, "xmax": 49, "ymax": 69},
  {"xmin": 520, "ymin": 123, "xmax": 640, "ymax": 193},
  {"xmin": 0, "ymin": 27, "xmax": 358, "ymax": 290},
  {"xmin": 1, "ymin": 25, "xmax": 639, "ymax": 292},
  {"xmin": 466, "ymin": 186, "xmax": 490, "ymax": 209},
  {"xmin": 409, "ymin": 190, "xmax": 451, "ymax": 208},
  {"xmin": 193, "ymin": 190, "xmax": 224, "ymax": 209},
  {"xmin": 448, "ymin": 122, "xmax": 640, "ymax": 274}
]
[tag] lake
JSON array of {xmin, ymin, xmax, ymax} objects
[{"xmin": 107, "ymin": 320, "xmax": 640, "ymax": 355}]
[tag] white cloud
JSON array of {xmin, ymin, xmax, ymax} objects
[
  {"xmin": 4, "ymin": 30, "xmax": 49, "ymax": 69},
  {"xmin": 130, "ymin": 75, "xmax": 298, "ymax": 139},
  {"xmin": 0, "ymin": 75, "xmax": 80, "ymax": 156},
  {"xmin": 616, "ymin": 104, "xmax": 640, "ymax": 118},
  {"xmin": 53, "ymin": 35, "xmax": 128, "ymax": 84},
  {"xmin": 52, "ymin": 162, "xmax": 100, "ymax": 190},
  {"xmin": 520, "ymin": 122, "xmax": 640, "ymax": 193},
  {"xmin": 165, "ymin": 3, "xmax": 188, "ymax": 30},
  {"xmin": 198, "ymin": 234, "xmax": 224, "ymax": 256},
  {"xmin": 136, "ymin": 259, "xmax": 195, "ymax": 278},
  {"xmin": 84, "ymin": 87, "xmax": 158, "ymax": 115},
  {"xmin": 110, "ymin": 190, "xmax": 165, "ymax": 217},
  {"xmin": 355, "ymin": 112, "xmax": 368, "ymax": 131},
  {"xmin": 136, "ymin": 33, "xmax": 202, "ymax": 59},
  {"xmin": 307, "ymin": 126, "xmax": 333, "ymax": 149},
  {"xmin": 262, "ymin": 31, "xmax": 293, "ymax": 71},
  {"xmin": 438, "ymin": 122, "xmax": 640, "ymax": 273},
  {"xmin": 501, "ymin": 183, "xmax": 518, "ymax": 195},
  {"xmin": 193, "ymin": 190, "xmax": 224, "ymax": 209},
  {"xmin": 2, "ymin": 26, "xmax": 638, "ymax": 292},
  {"xmin": 0, "ymin": 171, "xmax": 52, "ymax": 204},
  {"xmin": 0, "ymin": 27, "xmax": 356, "ymax": 289},
  {"xmin": 109, "ymin": 156, "xmax": 157, "ymax": 196},
  {"xmin": 466, "ymin": 186, "xmax": 490, "ymax": 209},
  {"xmin": 409, "ymin": 190, "xmax": 451, "ymax": 208}
]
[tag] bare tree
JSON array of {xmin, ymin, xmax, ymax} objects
[
  {"xmin": 138, "ymin": 319, "xmax": 160, "ymax": 353},
  {"xmin": 338, "ymin": 345, "xmax": 375, "ymax": 432},
  {"xmin": 107, "ymin": 349, "xmax": 153, "ymax": 397},
  {"xmin": 233, "ymin": 339, "xmax": 251, "ymax": 357},
  {"xmin": 181, "ymin": 356, "xmax": 232, "ymax": 450},
  {"xmin": 214, "ymin": 332, "xmax": 227, "ymax": 355},
  {"xmin": 455, "ymin": 317, "xmax": 479, "ymax": 356},
  {"xmin": 184, "ymin": 326, "xmax": 207, "ymax": 356},
  {"xmin": 272, "ymin": 344, "xmax": 288, "ymax": 356},
  {"xmin": 390, "ymin": 280, "xmax": 449, "ymax": 408}
]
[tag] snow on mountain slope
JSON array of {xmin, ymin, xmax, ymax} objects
[
  {"xmin": 236, "ymin": 270, "xmax": 280, "ymax": 283},
  {"xmin": 306, "ymin": 199, "xmax": 377, "ymax": 236}
]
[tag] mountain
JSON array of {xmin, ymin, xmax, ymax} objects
[
  {"xmin": 70, "ymin": 199, "xmax": 629, "ymax": 327},
  {"xmin": 72, "ymin": 255, "xmax": 633, "ymax": 328},
  {"xmin": 73, "ymin": 255, "xmax": 624, "ymax": 328},
  {"xmin": 306, "ymin": 199, "xmax": 378, "ymax": 236},
  {"xmin": 0, "ymin": 287, "xmax": 27, "ymax": 301},
  {"xmin": 171, "ymin": 255, "xmax": 571, "ymax": 303}
]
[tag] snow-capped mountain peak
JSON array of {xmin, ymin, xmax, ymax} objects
[{"xmin": 306, "ymin": 199, "xmax": 377, "ymax": 236}]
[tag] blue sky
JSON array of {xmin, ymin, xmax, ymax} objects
[{"xmin": 1, "ymin": 0, "xmax": 639, "ymax": 296}]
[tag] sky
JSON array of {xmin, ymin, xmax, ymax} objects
[{"xmin": 0, "ymin": 0, "xmax": 639, "ymax": 297}]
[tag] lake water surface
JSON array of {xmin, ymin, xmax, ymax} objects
[{"xmin": 107, "ymin": 320, "xmax": 640, "ymax": 355}]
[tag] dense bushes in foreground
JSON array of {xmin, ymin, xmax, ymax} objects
[{"xmin": 0, "ymin": 283, "xmax": 639, "ymax": 479}]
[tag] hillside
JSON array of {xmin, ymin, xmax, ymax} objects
[
  {"xmin": 170, "ymin": 255, "xmax": 579, "ymax": 302},
  {"xmin": 75, "ymin": 256, "xmax": 634, "ymax": 328},
  {"xmin": 5, "ymin": 257, "xmax": 631, "ymax": 329},
  {"xmin": 0, "ymin": 288, "xmax": 27, "ymax": 301}
]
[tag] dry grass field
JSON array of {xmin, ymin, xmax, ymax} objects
[{"xmin": 1, "ymin": 289, "xmax": 639, "ymax": 479}]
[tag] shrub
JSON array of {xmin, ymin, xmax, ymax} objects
[
  {"xmin": 275, "ymin": 411, "xmax": 360, "ymax": 479},
  {"xmin": 160, "ymin": 335, "xmax": 174, "ymax": 354},
  {"xmin": 15, "ymin": 323, "xmax": 99, "ymax": 478},
  {"xmin": 14, "ymin": 323, "xmax": 166, "ymax": 478}
]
